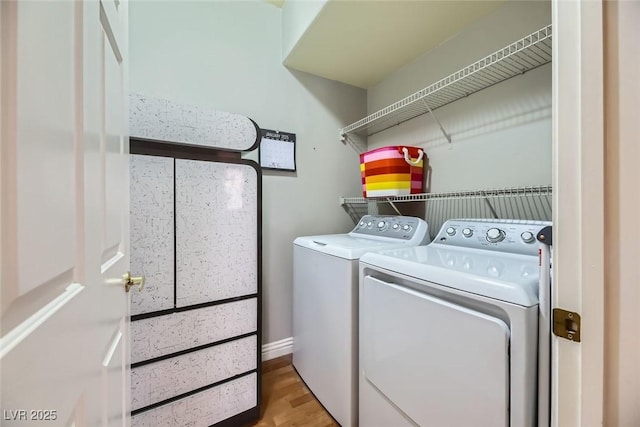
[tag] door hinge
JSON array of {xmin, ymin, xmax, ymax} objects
[{"xmin": 552, "ymin": 308, "xmax": 581, "ymax": 342}]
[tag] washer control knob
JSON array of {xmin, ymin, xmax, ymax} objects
[
  {"xmin": 402, "ymin": 224, "xmax": 411, "ymax": 231},
  {"xmin": 392, "ymin": 224, "xmax": 400, "ymax": 230},
  {"xmin": 486, "ymin": 228, "xmax": 505, "ymax": 243},
  {"xmin": 367, "ymin": 221, "xmax": 373, "ymax": 227},
  {"xmin": 521, "ymin": 231, "xmax": 535, "ymax": 243},
  {"xmin": 446, "ymin": 227, "xmax": 456, "ymax": 236},
  {"xmin": 359, "ymin": 221, "xmax": 366, "ymax": 228},
  {"xmin": 377, "ymin": 221, "xmax": 386, "ymax": 229},
  {"xmin": 462, "ymin": 228, "xmax": 473, "ymax": 238}
]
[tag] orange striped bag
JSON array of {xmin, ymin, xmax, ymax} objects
[{"xmin": 360, "ymin": 146, "xmax": 425, "ymax": 197}]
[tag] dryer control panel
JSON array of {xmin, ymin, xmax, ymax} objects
[
  {"xmin": 350, "ymin": 215, "xmax": 430, "ymax": 245},
  {"xmin": 433, "ymin": 219, "xmax": 551, "ymax": 256}
]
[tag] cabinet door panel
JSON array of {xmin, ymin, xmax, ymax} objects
[
  {"xmin": 131, "ymin": 335, "xmax": 257, "ymax": 410},
  {"xmin": 175, "ymin": 159, "xmax": 258, "ymax": 307},
  {"xmin": 131, "ymin": 298, "xmax": 257, "ymax": 364},
  {"xmin": 132, "ymin": 373, "xmax": 257, "ymax": 427},
  {"xmin": 130, "ymin": 154, "xmax": 175, "ymax": 315}
]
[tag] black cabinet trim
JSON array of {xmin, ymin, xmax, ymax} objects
[
  {"xmin": 131, "ymin": 331, "xmax": 258, "ymax": 369},
  {"xmin": 212, "ymin": 406, "xmax": 260, "ymax": 427},
  {"xmin": 131, "ymin": 293, "xmax": 258, "ymax": 322}
]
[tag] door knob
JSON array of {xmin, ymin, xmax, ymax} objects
[{"xmin": 124, "ymin": 272, "xmax": 145, "ymax": 293}]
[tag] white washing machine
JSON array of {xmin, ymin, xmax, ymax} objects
[
  {"xmin": 293, "ymin": 215, "xmax": 430, "ymax": 427},
  {"xmin": 358, "ymin": 219, "xmax": 550, "ymax": 427}
]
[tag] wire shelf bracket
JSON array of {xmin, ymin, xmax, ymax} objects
[{"xmin": 423, "ymin": 99, "xmax": 451, "ymax": 143}]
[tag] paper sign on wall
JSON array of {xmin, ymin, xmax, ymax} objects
[{"xmin": 259, "ymin": 129, "xmax": 296, "ymax": 172}]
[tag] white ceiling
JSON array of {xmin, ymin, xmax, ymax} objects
[{"xmin": 283, "ymin": 0, "xmax": 504, "ymax": 89}]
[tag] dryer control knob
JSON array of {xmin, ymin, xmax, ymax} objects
[
  {"xmin": 377, "ymin": 221, "xmax": 386, "ymax": 229},
  {"xmin": 462, "ymin": 228, "xmax": 473, "ymax": 238},
  {"xmin": 402, "ymin": 224, "xmax": 411, "ymax": 231},
  {"xmin": 367, "ymin": 221, "xmax": 373, "ymax": 227},
  {"xmin": 392, "ymin": 224, "xmax": 400, "ymax": 230},
  {"xmin": 446, "ymin": 227, "xmax": 456, "ymax": 236},
  {"xmin": 486, "ymin": 228, "xmax": 505, "ymax": 243},
  {"xmin": 521, "ymin": 231, "xmax": 535, "ymax": 243}
]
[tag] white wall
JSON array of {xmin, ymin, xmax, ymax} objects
[
  {"xmin": 129, "ymin": 1, "xmax": 365, "ymax": 344},
  {"xmin": 368, "ymin": 1, "xmax": 552, "ymax": 193}
]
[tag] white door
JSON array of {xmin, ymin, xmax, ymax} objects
[{"xmin": 1, "ymin": 0, "xmax": 131, "ymax": 426}]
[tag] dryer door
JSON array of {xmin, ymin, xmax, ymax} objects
[{"xmin": 362, "ymin": 275, "xmax": 510, "ymax": 427}]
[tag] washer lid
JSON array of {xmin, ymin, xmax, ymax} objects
[
  {"xmin": 294, "ymin": 234, "xmax": 423, "ymax": 260},
  {"xmin": 360, "ymin": 244, "xmax": 540, "ymax": 306}
]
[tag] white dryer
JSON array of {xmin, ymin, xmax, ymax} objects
[
  {"xmin": 293, "ymin": 215, "xmax": 430, "ymax": 427},
  {"xmin": 358, "ymin": 219, "xmax": 550, "ymax": 427}
]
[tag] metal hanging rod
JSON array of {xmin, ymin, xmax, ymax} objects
[{"xmin": 339, "ymin": 25, "xmax": 552, "ymax": 139}]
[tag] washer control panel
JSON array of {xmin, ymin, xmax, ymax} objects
[
  {"xmin": 433, "ymin": 219, "xmax": 551, "ymax": 256},
  {"xmin": 350, "ymin": 215, "xmax": 430, "ymax": 243}
]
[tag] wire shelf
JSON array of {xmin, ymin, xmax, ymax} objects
[
  {"xmin": 340, "ymin": 25, "xmax": 552, "ymax": 138},
  {"xmin": 341, "ymin": 185, "xmax": 552, "ymax": 239}
]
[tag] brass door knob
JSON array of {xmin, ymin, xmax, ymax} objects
[{"xmin": 124, "ymin": 272, "xmax": 145, "ymax": 293}]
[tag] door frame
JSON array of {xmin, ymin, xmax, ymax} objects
[{"xmin": 552, "ymin": 1, "xmax": 605, "ymax": 426}]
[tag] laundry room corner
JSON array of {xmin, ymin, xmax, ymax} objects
[
  {"xmin": 7, "ymin": 0, "xmax": 640, "ymax": 426},
  {"xmin": 128, "ymin": 0, "xmax": 366, "ymax": 350},
  {"xmin": 367, "ymin": 0, "xmax": 552, "ymax": 196}
]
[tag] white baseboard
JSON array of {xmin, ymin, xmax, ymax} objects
[{"xmin": 261, "ymin": 337, "xmax": 293, "ymax": 361}]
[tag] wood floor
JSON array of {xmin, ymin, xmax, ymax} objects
[{"xmin": 250, "ymin": 354, "xmax": 339, "ymax": 427}]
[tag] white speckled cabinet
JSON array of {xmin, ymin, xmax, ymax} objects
[{"xmin": 128, "ymin": 98, "xmax": 261, "ymax": 427}]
